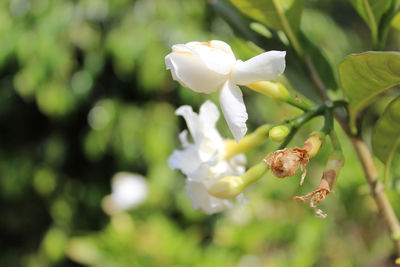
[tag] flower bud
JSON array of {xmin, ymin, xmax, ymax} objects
[
  {"xmin": 223, "ymin": 124, "xmax": 271, "ymax": 160},
  {"xmin": 207, "ymin": 176, "xmax": 245, "ymax": 199},
  {"xmin": 302, "ymin": 132, "xmax": 324, "ymax": 158},
  {"xmin": 269, "ymin": 125, "xmax": 290, "ymax": 142},
  {"xmin": 265, "ymin": 132, "xmax": 325, "ymax": 184},
  {"xmin": 246, "ymin": 81, "xmax": 290, "ymax": 101},
  {"xmin": 207, "ymin": 162, "xmax": 269, "ymax": 199}
]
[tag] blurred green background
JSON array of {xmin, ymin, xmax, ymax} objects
[{"xmin": 1, "ymin": 0, "xmax": 400, "ymax": 266}]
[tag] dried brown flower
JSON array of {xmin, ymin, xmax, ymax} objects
[
  {"xmin": 294, "ymin": 188, "xmax": 333, "ymax": 219},
  {"xmin": 294, "ymin": 156, "xmax": 343, "ymax": 219},
  {"xmin": 264, "ymin": 147, "xmax": 309, "ymax": 184}
]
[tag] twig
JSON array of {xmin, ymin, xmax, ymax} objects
[
  {"xmin": 303, "ymin": 55, "xmax": 329, "ymax": 101},
  {"xmin": 350, "ymin": 137, "xmax": 400, "ymax": 255}
]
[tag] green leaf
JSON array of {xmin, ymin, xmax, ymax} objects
[
  {"xmin": 299, "ymin": 32, "xmax": 338, "ymax": 91},
  {"xmin": 350, "ymin": 0, "xmax": 392, "ymax": 44},
  {"xmin": 338, "ymin": 51, "xmax": 400, "ymax": 133},
  {"xmin": 230, "ymin": 0, "xmax": 302, "ymax": 32},
  {"xmin": 391, "ymin": 12, "xmax": 400, "ymax": 31},
  {"xmin": 230, "ymin": 0, "xmax": 303, "ymax": 55},
  {"xmin": 372, "ymin": 97, "xmax": 400, "ymax": 180}
]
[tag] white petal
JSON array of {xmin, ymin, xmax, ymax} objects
[
  {"xmin": 186, "ymin": 40, "xmax": 236, "ymax": 75},
  {"xmin": 175, "ymin": 105, "xmax": 202, "ymax": 143},
  {"xmin": 231, "ymin": 51, "xmax": 286, "ymax": 85},
  {"xmin": 168, "ymin": 146, "xmax": 201, "ymax": 175},
  {"xmin": 165, "ymin": 50, "xmax": 227, "ymax": 94},
  {"xmin": 219, "ymin": 81, "xmax": 248, "ymax": 142},
  {"xmin": 197, "ymin": 137, "xmax": 219, "ymax": 162},
  {"xmin": 185, "ymin": 178, "xmax": 231, "ymax": 214},
  {"xmin": 198, "ymin": 100, "xmax": 224, "ymax": 144},
  {"xmin": 188, "ymin": 163, "xmax": 211, "ymax": 181},
  {"xmin": 229, "ymin": 154, "xmax": 247, "ymax": 175},
  {"xmin": 199, "ymin": 100, "xmax": 219, "ymax": 130}
]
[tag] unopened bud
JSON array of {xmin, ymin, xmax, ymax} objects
[
  {"xmin": 223, "ymin": 125, "xmax": 271, "ymax": 160},
  {"xmin": 207, "ymin": 162, "xmax": 269, "ymax": 199},
  {"xmin": 207, "ymin": 176, "xmax": 245, "ymax": 199},
  {"xmin": 269, "ymin": 125, "xmax": 290, "ymax": 142},
  {"xmin": 247, "ymin": 81, "xmax": 290, "ymax": 101}
]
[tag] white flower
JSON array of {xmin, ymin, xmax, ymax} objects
[
  {"xmin": 102, "ymin": 172, "xmax": 148, "ymax": 215},
  {"xmin": 168, "ymin": 100, "xmax": 247, "ymax": 215},
  {"xmin": 165, "ymin": 40, "xmax": 286, "ymax": 142}
]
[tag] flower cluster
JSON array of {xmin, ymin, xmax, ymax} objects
[
  {"xmin": 166, "ymin": 40, "xmax": 342, "ymax": 219},
  {"xmin": 166, "ymin": 40, "xmax": 287, "ymax": 214}
]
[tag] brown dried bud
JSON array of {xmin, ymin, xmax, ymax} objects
[
  {"xmin": 264, "ymin": 133, "xmax": 324, "ymax": 184},
  {"xmin": 294, "ymin": 188, "xmax": 332, "ymax": 219},
  {"xmin": 294, "ymin": 154, "xmax": 343, "ymax": 219},
  {"xmin": 302, "ymin": 132, "xmax": 324, "ymax": 158},
  {"xmin": 264, "ymin": 147, "xmax": 309, "ymax": 183}
]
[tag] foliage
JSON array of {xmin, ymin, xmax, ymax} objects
[
  {"xmin": 372, "ymin": 97, "xmax": 400, "ymax": 179},
  {"xmin": 338, "ymin": 51, "xmax": 400, "ymax": 133}
]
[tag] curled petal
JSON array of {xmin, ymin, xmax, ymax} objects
[
  {"xmin": 294, "ymin": 188, "xmax": 332, "ymax": 219},
  {"xmin": 165, "ymin": 52, "xmax": 227, "ymax": 93},
  {"xmin": 175, "ymin": 105, "xmax": 202, "ymax": 143},
  {"xmin": 231, "ymin": 51, "xmax": 286, "ymax": 85},
  {"xmin": 185, "ymin": 40, "xmax": 236, "ymax": 75},
  {"xmin": 176, "ymin": 103, "xmax": 223, "ymax": 147},
  {"xmin": 219, "ymin": 81, "xmax": 248, "ymax": 142},
  {"xmin": 199, "ymin": 100, "xmax": 220, "ymax": 131}
]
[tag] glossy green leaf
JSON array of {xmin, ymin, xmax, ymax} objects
[
  {"xmin": 350, "ymin": 0, "xmax": 391, "ymax": 42},
  {"xmin": 372, "ymin": 97, "xmax": 400, "ymax": 179},
  {"xmin": 338, "ymin": 51, "xmax": 400, "ymax": 133},
  {"xmin": 230, "ymin": 0, "xmax": 303, "ymax": 54}
]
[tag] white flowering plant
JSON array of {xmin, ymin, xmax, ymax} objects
[{"xmin": 165, "ymin": 0, "xmax": 400, "ymax": 261}]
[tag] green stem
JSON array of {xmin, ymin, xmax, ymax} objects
[
  {"xmin": 321, "ymin": 108, "xmax": 334, "ymax": 135},
  {"xmin": 278, "ymin": 104, "xmax": 325, "ymax": 149},
  {"xmin": 286, "ymin": 96, "xmax": 311, "ymax": 111},
  {"xmin": 278, "ymin": 128, "xmax": 298, "ymax": 149},
  {"xmin": 328, "ymin": 131, "xmax": 342, "ymax": 154},
  {"xmin": 278, "ymin": 101, "xmax": 346, "ymax": 149},
  {"xmin": 362, "ymin": 0, "xmax": 379, "ymax": 50},
  {"xmin": 271, "ymin": 0, "xmax": 303, "ymax": 57}
]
